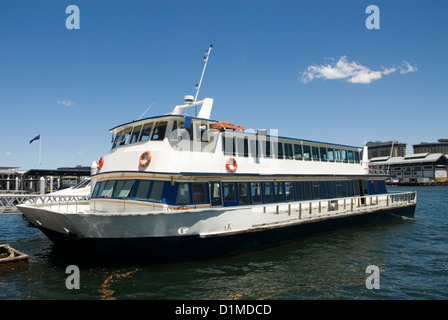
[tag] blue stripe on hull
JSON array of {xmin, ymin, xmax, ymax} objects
[{"xmin": 86, "ymin": 204, "xmax": 416, "ymax": 262}]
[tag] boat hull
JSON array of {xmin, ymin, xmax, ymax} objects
[{"xmin": 85, "ymin": 203, "xmax": 416, "ymax": 262}]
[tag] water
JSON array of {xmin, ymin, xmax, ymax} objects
[{"xmin": 1, "ymin": 186, "xmax": 447, "ymax": 300}]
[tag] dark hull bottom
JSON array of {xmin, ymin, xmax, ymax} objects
[{"xmin": 82, "ymin": 204, "xmax": 416, "ymax": 262}]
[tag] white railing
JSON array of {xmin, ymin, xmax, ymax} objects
[
  {"xmin": 0, "ymin": 194, "xmax": 90, "ymax": 214},
  {"xmin": 254, "ymin": 191, "xmax": 416, "ymax": 222}
]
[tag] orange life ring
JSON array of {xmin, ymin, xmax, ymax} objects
[
  {"xmin": 178, "ymin": 206, "xmax": 190, "ymax": 210},
  {"xmin": 139, "ymin": 151, "xmax": 151, "ymax": 167},
  {"xmin": 97, "ymin": 156, "xmax": 105, "ymax": 170},
  {"xmin": 226, "ymin": 157, "xmax": 237, "ymax": 172}
]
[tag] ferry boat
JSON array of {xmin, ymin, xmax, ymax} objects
[{"xmin": 18, "ymin": 47, "xmax": 417, "ymax": 261}]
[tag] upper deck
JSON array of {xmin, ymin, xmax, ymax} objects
[{"xmin": 95, "ymin": 97, "xmax": 367, "ymax": 177}]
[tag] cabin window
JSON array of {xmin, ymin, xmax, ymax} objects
[
  {"xmin": 222, "ymin": 136, "xmax": 236, "ymax": 156},
  {"xmin": 236, "ymin": 137, "xmax": 244, "ymax": 157},
  {"xmin": 273, "ymin": 142, "xmax": 284, "ymax": 159},
  {"xmin": 139, "ymin": 123, "xmax": 153, "ymax": 142},
  {"xmin": 348, "ymin": 150, "xmax": 354, "ymax": 163},
  {"xmin": 303, "ymin": 181, "xmax": 313, "ymax": 200},
  {"xmin": 328, "ymin": 181, "xmax": 336, "ymax": 198},
  {"xmin": 149, "ymin": 181, "xmax": 164, "ymax": 202},
  {"xmin": 294, "ymin": 144, "xmax": 303, "ymax": 160},
  {"xmin": 130, "ymin": 126, "xmax": 142, "ymax": 144},
  {"xmin": 151, "ymin": 122, "xmax": 167, "ymax": 141},
  {"xmin": 341, "ymin": 181, "xmax": 349, "ymax": 197},
  {"xmin": 243, "ymin": 138, "xmax": 249, "ymax": 157},
  {"xmin": 176, "ymin": 183, "xmax": 190, "ymax": 205},
  {"xmin": 320, "ymin": 181, "xmax": 328, "ymax": 199},
  {"xmin": 320, "ymin": 147, "xmax": 328, "ymax": 161},
  {"xmin": 312, "ymin": 146, "xmax": 320, "ymax": 161},
  {"xmin": 294, "ymin": 182, "xmax": 304, "ymax": 200},
  {"xmin": 285, "ymin": 182, "xmax": 294, "ymax": 201},
  {"xmin": 312, "ymin": 182, "xmax": 321, "ymax": 199},
  {"xmin": 99, "ymin": 180, "xmax": 115, "ymax": 198},
  {"xmin": 341, "ymin": 150, "xmax": 348, "ymax": 163},
  {"xmin": 263, "ymin": 182, "xmax": 274, "ymax": 203},
  {"xmin": 238, "ymin": 182, "xmax": 251, "ymax": 205},
  {"xmin": 92, "ymin": 181, "xmax": 104, "ymax": 198},
  {"xmin": 327, "ymin": 148, "xmax": 335, "ymax": 162},
  {"xmin": 274, "ymin": 182, "xmax": 284, "ymax": 202},
  {"xmin": 210, "ymin": 182, "xmax": 222, "ymax": 206},
  {"xmin": 265, "ymin": 140, "xmax": 271, "ymax": 158},
  {"xmin": 284, "ymin": 143, "xmax": 293, "ymax": 160},
  {"xmin": 251, "ymin": 182, "xmax": 262, "ymax": 203},
  {"xmin": 135, "ymin": 180, "xmax": 152, "ymax": 201},
  {"xmin": 354, "ymin": 151, "xmax": 360, "ymax": 163},
  {"xmin": 192, "ymin": 183, "xmax": 207, "ymax": 204},
  {"xmin": 112, "ymin": 180, "xmax": 134, "ymax": 199},
  {"xmin": 303, "ymin": 145, "xmax": 311, "ymax": 161},
  {"xmin": 248, "ymin": 138, "xmax": 257, "ymax": 158},
  {"xmin": 335, "ymin": 149, "xmax": 341, "ymax": 162},
  {"xmin": 335, "ymin": 181, "xmax": 343, "ymax": 197},
  {"xmin": 223, "ymin": 182, "xmax": 237, "ymax": 202}
]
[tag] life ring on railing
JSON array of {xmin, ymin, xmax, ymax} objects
[
  {"xmin": 226, "ymin": 157, "xmax": 237, "ymax": 172},
  {"xmin": 178, "ymin": 206, "xmax": 190, "ymax": 210},
  {"xmin": 97, "ymin": 156, "xmax": 105, "ymax": 170},
  {"xmin": 139, "ymin": 151, "xmax": 152, "ymax": 167}
]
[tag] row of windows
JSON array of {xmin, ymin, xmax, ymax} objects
[
  {"xmin": 392, "ymin": 165, "xmax": 434, "ymax": 171},
  {"xmin": 222, "ymin": 136, "xmax": 360, "ymax": 163},
  {"xmin": 111, "ymin": 121, "xmax": 168, "ymax": 149},
  {"xmin": 92, "ymin": 178, "xmax": 386, "ymax": 207}
]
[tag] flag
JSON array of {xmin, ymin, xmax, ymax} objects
[{"xmin": 29, "ymin": 134, "xmax": 40, "ymax": 144}]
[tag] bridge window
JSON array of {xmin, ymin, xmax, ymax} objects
[
  {"xmin": 151, "ymin": 122, "xmax": 167, "ymax": 141},
  {"xmin": 139, "ymin": 123, "xmax": 153, "ymax": 142},
  {"xmin": 130, "ymin": 126, "xmax": 142, "ymax": 144}
]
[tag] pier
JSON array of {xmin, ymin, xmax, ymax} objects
[{"xmin": 0, "ymin": 166, "xmax": 91, "ymax": 213}]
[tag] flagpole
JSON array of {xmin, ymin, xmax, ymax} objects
[{"xmin": 39, "ymin": 134, "xmax": 41, "ymax": 169}]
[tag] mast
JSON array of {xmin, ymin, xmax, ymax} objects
[{"xmin": 194, "ymin": 45, "xmax": 213, "ymax": 116}]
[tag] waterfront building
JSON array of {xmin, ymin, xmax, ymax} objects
[
  {"xmin": 366, "ymin": 140, "xmax": 407, "ymax": 159},
  {"xmin": 413, "ymin": 139, "xmax": 448, "ymax": 154},
  {"xmin": 369, "ymin": 153, "xmax": 448, "ymax": 184}
]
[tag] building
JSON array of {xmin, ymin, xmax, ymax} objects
[
  {"xmin": 369, "ymin": 153, "xmax": 448, "ymax": 184},
  {"xmin": 366, "ymin": 140, "xmax": 407, "ymax": 159},
  {"xmin": 413, "ymin": 139, "xmax": 448, "ymax": 154}
]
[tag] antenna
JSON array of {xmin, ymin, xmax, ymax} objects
[
  {"xmin": 138, "ymin": 102, "xmax": 155, "ymax": 120},
  {"xmin": 194, "ymin": 44, "xmax": 213, "ymax": 115}
]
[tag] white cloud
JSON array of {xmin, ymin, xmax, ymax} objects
[
  {"xmin": 57, "ymin": 99, "xmax": 75, "ymax": 107},
  {"xmin": 5, "ymin": 152, "xmax": 12, "ymax": 156},
  {"xmin": 399, "ymin": 61, "xmax": 418, "ymax": 74},
  {"xmin": 301, "ymin": 56, "xmax": 417, "ymax": 84}
]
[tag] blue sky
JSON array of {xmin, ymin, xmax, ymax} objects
[{"xmin": 1, "ymin": 0, "xmax": 447, "ymax": 170}]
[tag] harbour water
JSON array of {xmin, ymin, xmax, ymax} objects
[{"xmin": 0, "ymin": 186, "xmax": 447, "ymax": 300}]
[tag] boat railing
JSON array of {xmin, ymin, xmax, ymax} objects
[
  {"xmin": 1, "ymin": 193, "xmax": 90, "ymax": 214},
  {"xmin": 255, "ymin": 191, "xmax": 417, "ymax": 221}
]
